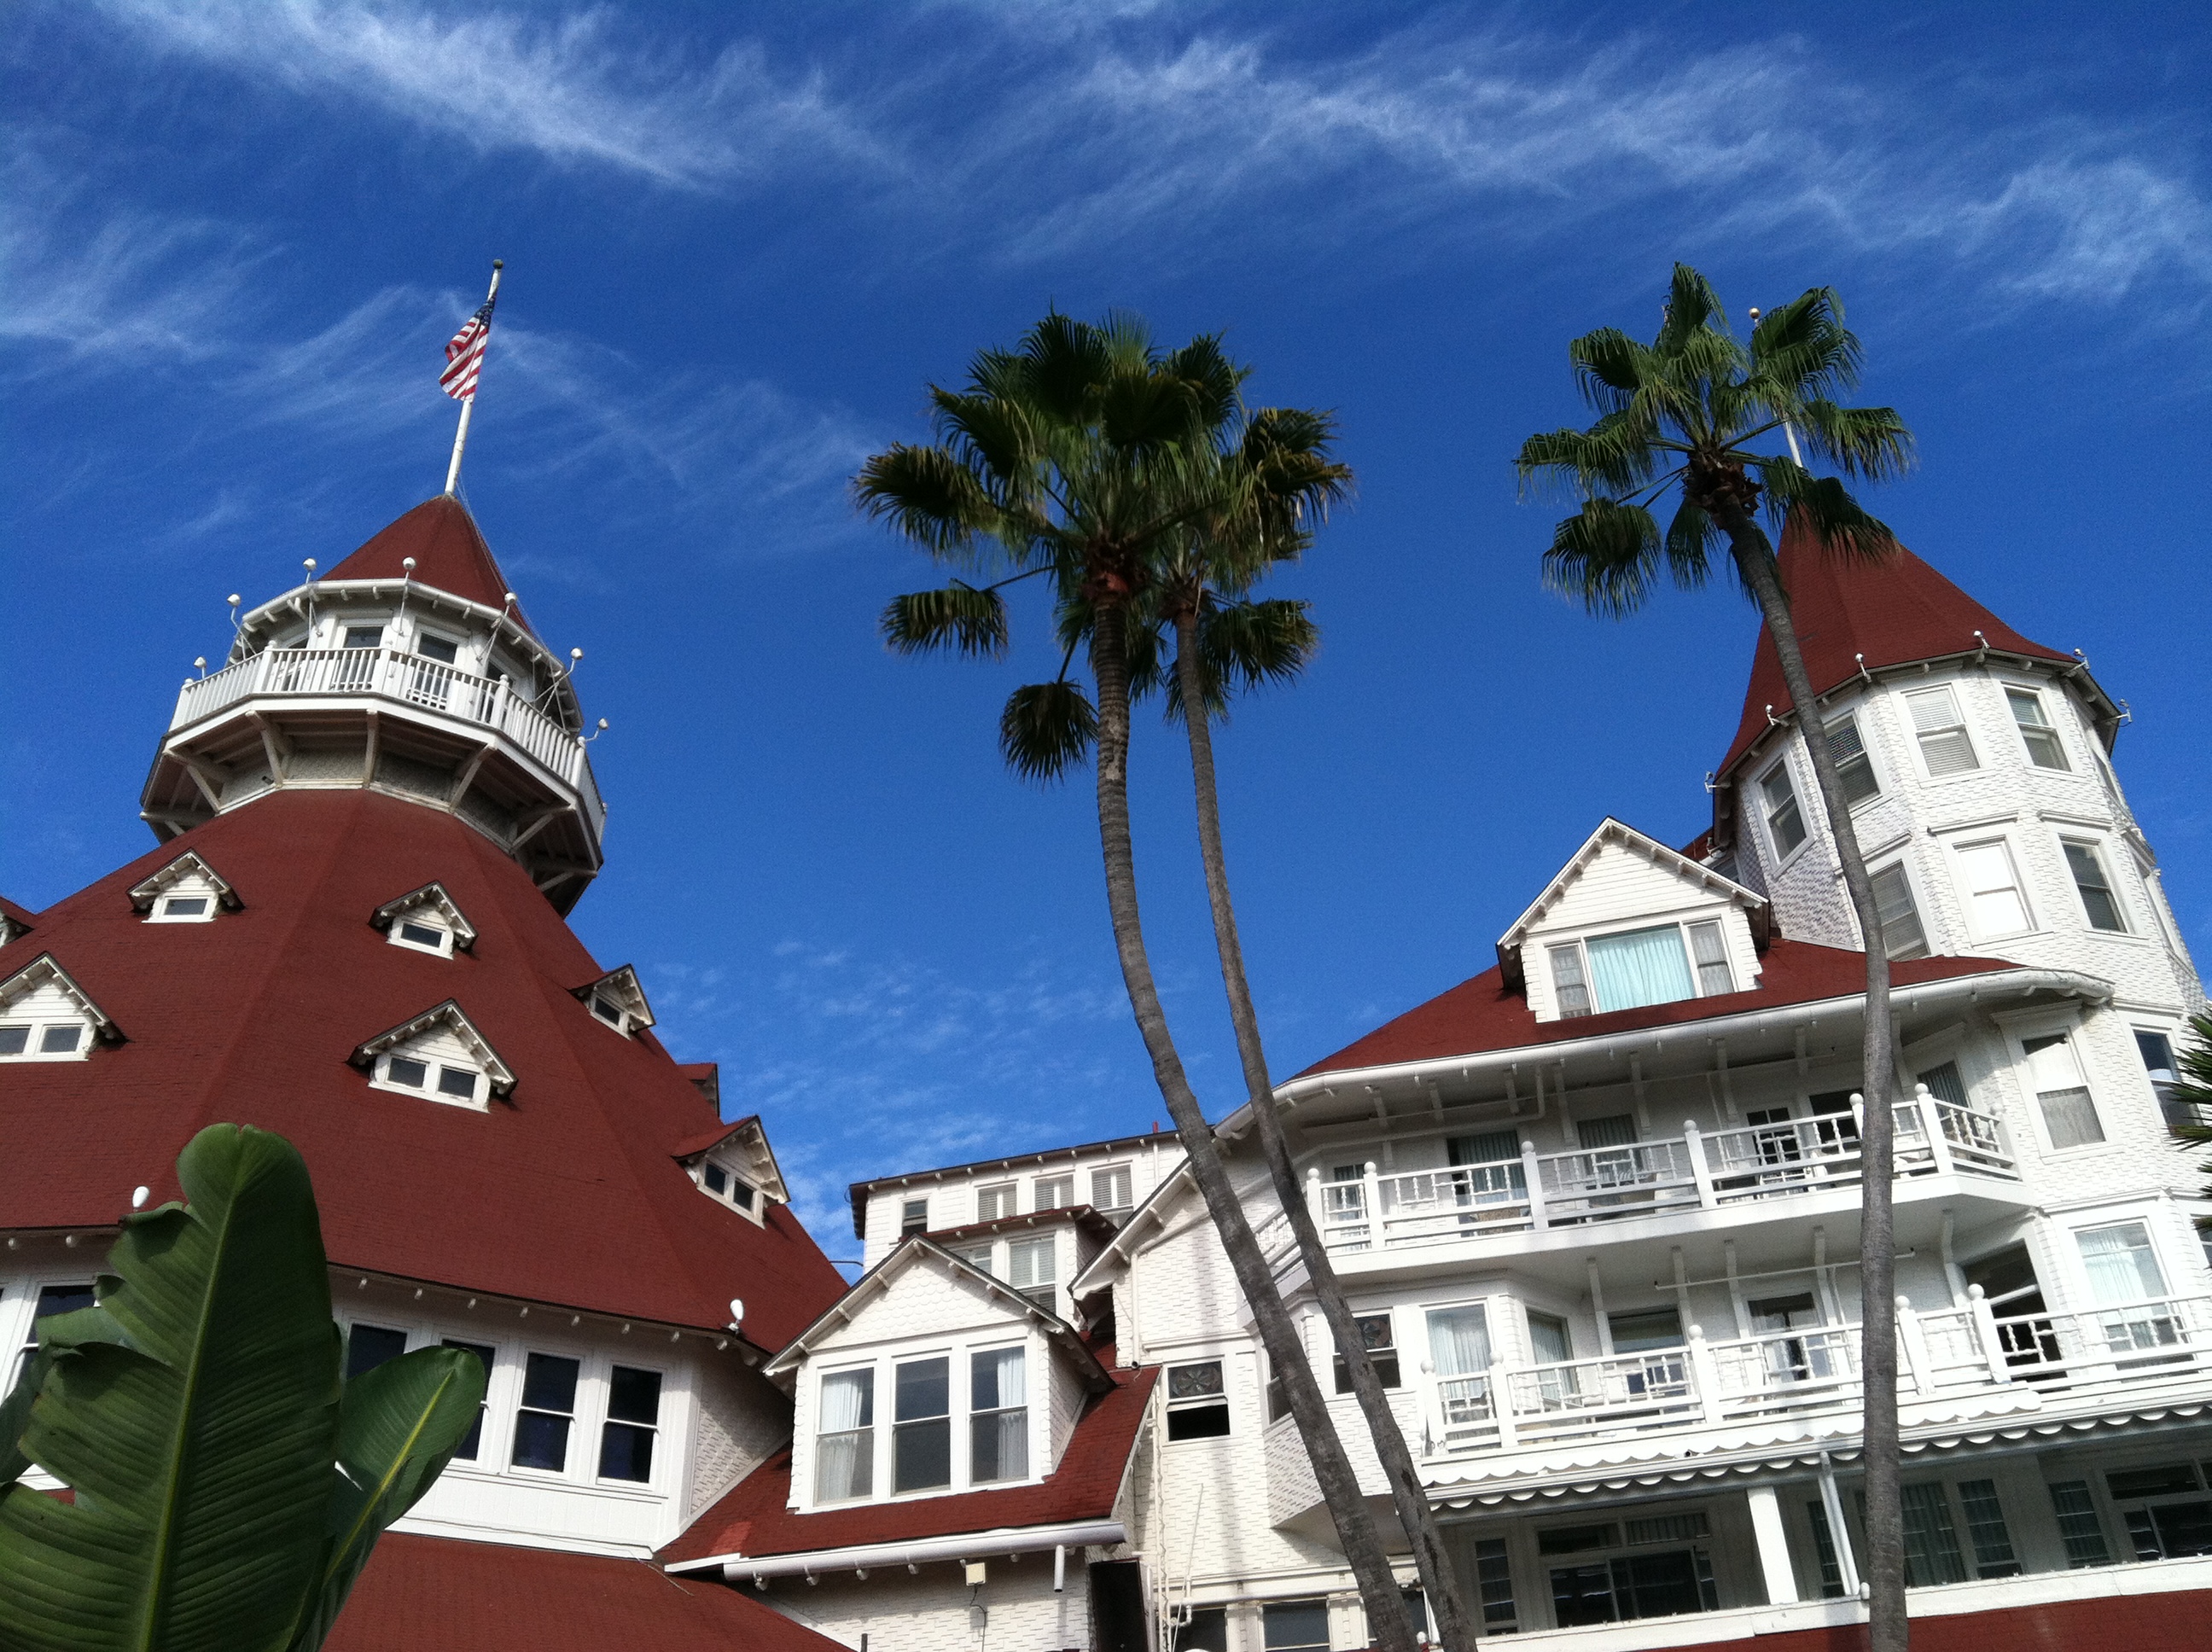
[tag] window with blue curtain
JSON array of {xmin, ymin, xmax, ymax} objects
[{"xmin": 1585, "ymin": 926, "xmax": 1696, "ymax": 1012}]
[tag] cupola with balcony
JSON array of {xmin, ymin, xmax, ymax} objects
[{"xmin": 140, "ymin": 497, "xmax": 605, "ymax": 912}]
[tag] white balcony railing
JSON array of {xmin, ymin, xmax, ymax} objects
[
  {"xmin": 171, "ymin": 648, "xmax": 602, "ymax": 838},
  {"xmin": 1414, "ymin": 1291, "xmax": 2212, "ymax": 1463},
  {"xmin": 1311, "ymin": 1087, "xmax": 2017, "ymax": 1256}
]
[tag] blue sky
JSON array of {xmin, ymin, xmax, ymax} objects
[{"xmin": 6, "ymin": 1, "xmax": 2208, "ymax": 1259}]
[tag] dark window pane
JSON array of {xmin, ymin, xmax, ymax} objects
[
  {"xmin": 704, "ymin": 1165, "xmax": 728, "ymax": 1194},
  {"xmin": 1174, "ymin": 1608, "xmax": 1227, "ymax": 1652},
  {"xmin": 511, "ymin": 1410, "xmax": 570, "ymax": 1471},
  {"xmin": 893, "ymin": 1416, "xmax": 951, "ymax": 1491},
  {"xmin": 164, "ymin": 898, "xmax": 208, "ymax": 916},
  {"xmin": 417, "ymin": 635, "xmax": 459, "ymax": 664},
  {"xmin": 730, "ymin": 1178, "xmax": 755, "ymax": 1210},
  {"xmin": 591, "ymin": 995, "xmax": 621, "ymax": 1024},
  {"xmin": 599, "ymin": 1420, "xmax": 655, "ymax": 1482},
  {"xmin": 0, "ymin": 1027, "xmax": 27, "ymax": 1055},
  {"xmin": 37, "ymin": 1284, "xmax": 96, "ymax": 1318},
  {"xmin": 2137, "ymin": 1031, "xmax": 2177, "ymax": 1073},
  {"xmin": 440, "ymin": 1341, "xmax": 493, "ymax": 1460},
  {"xmin": 436, "ymin": 1067, "xmax": 477, "ymax": 1099},
  {"xmin": 894, "ymin": 1357, "xmax": 949, "ymax": 1421},
  {"xmin": 520, "ymin": 1352, "xmax": 579, "ymax": 1413},
  {"xmin": 608, "ymin": 1364, "xmax": 661, "ymax": 1426},
  {"xmin": 398, "ymin": 922, "xmax": 444, "ymax": 947},
  {"xmin": 1166, "ymin": 1402, "xmax": 1231, "ymax": 1441},
  {"xmin": 2108, "ymin": 1464, "xmax": 2200, "ymax": 1498},
  {"xmin": 346, "ymin": 1323, "xmax": 409, "ymax": 1380},
  {"xmin": 899, "ymin": 1199, "xmax": 928, "ymax": 1234},
  {"xmin": 39, "ymin": 1026, "xmax": 82, "ymax": 1054},
  {"xmin": 387, "ymin": 1056, "xmax": 427, "ymax": 1088},
  {"xmin": 1261, "ymin": 1599, "xmax": 1330, "ymax": 1651},
  {"xmin": 1608, "ymin": 1309, "xmax": 1684, "ymax": 1352},
  {"xmin": 2150, "ymin": 1501, "xmax": 2212, "ymax": 1559}
]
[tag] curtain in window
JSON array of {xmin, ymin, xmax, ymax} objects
[
  {"xmin": 1527, "ymin": 1313, "xmax": 1573, "ymax": 1365},
  {"xmin": 1427, "ymin": 1306, "xmax": 1491, "ymax": 1376},
  {"xmin": 971, "ymin": 1347, "xmax": 1028, "ymax": 1481},
  {"xmin": 1955, "ymin": 841, "xmax": 2029, "ymax": 936},
  {"xmin": 1685, "ymin": 922, "xmax": 1733, "ymax": 995},
  {"xmin": 1898, "ymin": 1483, "xmax": 1969, "ymax": 1586},
  {"xmin": 1548, "ymin": 945, "xmax": 1591, "ymax": 1017},
  {"xmin": 2078, "ymin": 1223, "xmax": 2166, "ymax": 1305},
  {"xmin": 815, "ymin": 1370, "xmax": 874, "ymax": 1501},
  {"xmin": 1917, "ymin": 1061, "xmax": 1968, "ymax": 1108},
  {"xmin": 1586, "ymin": 927, "xmax": 1695, "ymax": 1012}
]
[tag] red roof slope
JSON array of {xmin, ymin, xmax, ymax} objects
[
  {"xmin": 1718, "ymin": 519, "xmax": 2069, "ymax": 778},
  {"xmin": 328, "ymin": 1533, "xmax": 840, "ymax": 1652},
  {"xmin": 323, "ymin": 496, "xmax": 532, "ymax": 628},
  {"xmin": 1300, "ymin": 939, "xmax": 2020, "ymax": 1079},
  {"xmin": 0, "ymin": 789, "xmax": 846, "ymax": 1349},
  {"xmin": 662, "ymin": 1365, "xmax": 1159, "ymax": 1565}
]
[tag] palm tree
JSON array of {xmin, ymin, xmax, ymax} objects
[
  {"xmin": 1154, "ymin": 419, "xmax": 1481, "ymax": 1652},
  {"xmin": 856, "ymin": 312, "xmax": 1422, "ymax": 1652},
  {"xmin": 1516, "ymin": 265, "xmax": 1916, "ymax": 1650}
]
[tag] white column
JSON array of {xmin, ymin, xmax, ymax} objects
[{"xmin": 1746, "ymin": 1484, "xmax": 1801, "ymax": 1605}]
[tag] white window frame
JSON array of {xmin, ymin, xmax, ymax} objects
[
  {"xmin": 144, "ymin": 892, "xmax": 219, "ymax": 924},
  {"xmin": 975, "ymin": 1182, "xmax": 1017, "ymax": 1222},
  {"xmin": 1162, "ymin": 1355, "xmax": 1234, "ymax": 1445},
  {"xmin": 1032, "ymin": 1173, "xmax": 1074, "ymax": 1213},
  {"xmin": 1868, "ymin": 858, "xmax": 1933, "ymax": 961},
  {"xmin": 370, "ymin": 1049, "xmax": 488, "ymax": 1111},
  {"xmin": 0, "ymin": 1017, "xmax": 96, "ymax": 1062},
  {"xmin": 2002, "ymin": 681, "xmax": 2072, "ymax": 772},
  {"xmin": 2069, "ymin": 1218, "xmax": 2176, "ymax": 1309},
  {"xmin": 1901, "ymin": 683, "xmax": 1982, "ymax": 781},
  {"xmin": 1090, "ymin": 1163, "xmax": 1134, "ymax": 1214},
  {"xmin": 801, "ymin": 1331, "xmax": 1046, "ymax": 1510},
  {"xmin": 2056, "ymin": 835, "xmax": 2131, "ymax": 936},
  {"xmin": 387, "ymin": 914, "xmax": 456, "ymax": 957},
  {"xmin": 1947, "ymin": 835, "xmax": 2038, "ymax": 943},
  {"xmin": 585, "ymin": 991, "xmax": 634, "ymax": 1036},
  {"xmin": 1540, "ymin": 915, "xmax": 1743, "ymax": 1019},
  {"xmin": 694, "ymin": 1157, "xmax": 764, "ymax": 1224},
  {"xmin": 2005, "ymin": 1017, "xmax": 2109, "ymax": 1158},
  {"xmin": 1759, "ymin": 757, "xmax": 1810, "ymax": 864},
  {"xmin": 1823, "ymin": 711, "xmax": 1883, "ymax": 809}
]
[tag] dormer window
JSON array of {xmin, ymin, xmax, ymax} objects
[
  {"xmin": 570, "ymin": 966, "xmax": 654, "ymax": 1038},
  {"xmin": 351, "ymin": 1000, "xmax": 514, "ymax": 1112},
  {"xmin": 678, "ymin": 1117, "xmax": 788, "ymax": 1221},
  {"xmin": 699, "ymin": 1160, "xmax": 758, "ymax": 1214},
  {"xmin": 131, "ymin": 852, "xmax": 237, "ymax": 924},
  {"xmin": 1760, "ymin": 763, "xmax": 1807, "ymax": 858},
  {"xmin": 395, "ymin": 918, "xmax": 452, "ymax": 954},
  {"xmin": 154, "ymin": 896, "xmax": 210, "ymax": 921},
  {"xmin": 370, "ymin": 884, "xmax": 476, "ymax": 957},
  {"xmin": 374, "ymin": 1051, "xmax": 486, "ymax": 1108},
  {"xmin": 0, "ymin": 956, "xmax": 118, "ymax": 1061},
  {"xmin": 1544, "ymin": 919, "xmax": 1738, "ymax": 1017}
]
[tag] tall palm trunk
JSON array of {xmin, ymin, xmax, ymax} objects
[
  {"xmin": 1171, "ymin": 612, "xmax": 1479, "ymax": 1652},
  {"xmin": 1710, "ymin": 505, "xmax": 1906, "ymax": 1649},
  {"xmin": 1089, "ymin": 602, "xmax": 1417, "ymax": 1652}
]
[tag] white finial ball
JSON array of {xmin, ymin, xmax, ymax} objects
[
  {"xmin": 597, "ymin": 718, "xmax": 608, "ymax": 730},
  {"xmin": 403, "ymin": 556, "xmax": 416, "ymax": 571},
  {"xmin": 194, "ymin": 657, "xmax": 206, "ymax": 669},
  {"xmin": 570, "ymin": 647, "xmax": 584, "ymax": 660},
  {"xmin": 303, "ymin": 558, "xmax": 317, "ymax": 571},
  {"xmin": 503, "ymin": 591, "xmax": 516, "ymax": 605},
  {"xmin": 228, "ymin": 594, "xmax": 241, "ymax": 606},
  {"xmin": 131, "ymin": 1186, "xmax": 149, "ymax": 1209},
  {"xmin": 730, "ymin": 1298, "xmax": 745, "ymax": 1324}
]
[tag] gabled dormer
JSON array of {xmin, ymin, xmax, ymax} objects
[
  {"xmin": 349, "ymin": 999, "xmax": 515, "ymax": 1109},
  {"xmin": 0, "ymin": 897, "xmax": 35, "ymax": 948},
  {"xmin": 129, "ymin": 852, "xmax": 239, "ymax": 924},
  {"xmin": 0, "ymin": 955, "xmax": 122, "ymax": 1061},
  {"xmin": 1499, "ymin": 818, "xmax": 1770, "ymax": 1024},
  {"xmin": 764, "ymin": 1238, "xmax": 1110, "ymax": 1514},
  {"xmin": 370, "ymin": 882, "xmax": 477, "ymax": 957},
  {"xmin": 674, "ymin": 1114, "xmax": 789, "ymax": 1223},
  {"xmin": 573, "ymin": 965, "xmax": 653, "ymax": 1038}
]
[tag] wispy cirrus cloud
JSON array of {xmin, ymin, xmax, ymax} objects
[{"xmin": 90, "ymin": 0, "xmax": 886, "ymax": 189}]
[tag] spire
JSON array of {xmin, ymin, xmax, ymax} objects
[
  {"xmin": 323, "ymin": 496, "xmax": 532, "ymax": 631},
  {"xmin": 1714, "ymin": 517, "xmax": 2074, "ymax": 779}
]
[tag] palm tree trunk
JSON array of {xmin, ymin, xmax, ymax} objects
[
  {"xmin": 1713, "ymin": 509, "xmax": 1906, "ymax": 1650},
  {"xmin": 1090, "ymin": 602, "xmax": 1418, "ymax": 1652},
  {"xmin": 1172, "ymin": 612, "xmax": 1480, "ymax": 1652}
]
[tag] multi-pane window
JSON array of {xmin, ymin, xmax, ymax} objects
[
  {"xmin": 1906, "ymin": 685, "xmax": 1979, "ymax": 776},
  {"xmin": 345, "ymin": 1323, "xmax": 409, "ymax": 1380},
  {"xmin": 0, "ymin": 1021, "xmax": 89, "ymax": 1061},
  {"xmin": 1548, "ymin": 944, "xmax": 1592, "ymax": 1018},
  {"xmin": 2047, "ymin": 1480, "xmax": 2114, "ymax": 1567},
  {"xmin": 597, "ymin": 1364, "xmax": 661, "ymax": 1483},
  {"xmin": 1957, "ymin": 1479, "xmax": 2021, "ymax": 1577},
  {"xmin": 701, "ymin": 1163, "xmax": 757, "ymax": 1212},
  {"xmin": 1260, "ymin": 1600, "xmax": 1330, "ymax": 1652},
  {"xmin": 14, "ymin": 1283, "xmax": 95, "ymax": 1385},
  {"xmin": 1165, "ymin": 1359, "xmax": 1231, "ymax": 1440},
  {"xmin": 975, "ymin": 1183, "xmax": 1016, "ymax": 1221},
  {"xmin": 1333, "ymin": 1313, "xmax": 1400, "ymax": 1393},
  {"xmin": 815, "ymin": 1369, "xmax": 875, "ymax": 1502},
  {"xmin": 343, "ymin": 625, "xmax": 385, "ymax": 649},
  {"xmin": 1526, "ymin": 1312, "xmax": 1572, "ymax": 1366},
  {"xmin": 1825, "ymin": 715, "xmax": 1880, "ymax": 805},
  {"xmin": 441, "ymin": 1339, "xmax": 494, "ymax": 1461},
  {"xmin": 1033, "ymin": 1174, "xmax": 1074, "ymax": 1212},
  {"xmin": 1685, "ymin": 921, "xmax": 1733, "ymax": 996},
  {"xmin": 1953, "ymin": 839, "xmax": 2032, "ymax": 938},
  {"xmin": 969, "ymin": 1347, "xmax": 1028, "ymax": 1483},
  {"xmin": 1917, "ymin": 1061, "xmax": 1969, "ymax": 1108},
  {"xmin": 2076, "ymin": 1221, "xmax": 2166, "ymax": 1304},
  {"xmin": 1896, "ymin": 1483, "xmax": 1968, "ymax": 1586},
  {"xmin": 2109, "ymin": 1465, "xmax": 2212, "ymax": 1562},
  {"xmin": 1090, "ymin": 1165, "xmax": 1133, "ymax": 1213},
  {"xmin": 376, "ymin": 1052, "xmax": 481, "ymax": 1107},
  {"xmin": 2007, "ymin": 688, "xmax": 2070, "ymax": 770},
  {"xmin": 892, "ymin": 1356, "xmax": 952, "ymax": 1492},
  {"xmin": 1870, "ymin": 864, "xmax": 1930, "ymax": 960},
  {"xmin": 510, "ymin": 1352, "xmax": 579, "ymax": 1472},
  {"xmin": 416, "ymin": 633, "xmax": 460, "ymax": 666},
  {"xmin": 1007, "ymin": 1235, "xmax": 1057, "ymax": 1312},
  {"xmin": 1471, "ymin": 1537, "xmax": 1518, "ymax": 1632},
  {"xmin": 1761, "ymin": 763, "xmax": 1807, "ymax": 857},
  {"xmin": 1584, "ymin": 927, "xmax": 1695, "ymax": 1013},
  {"xmin": 2023, "ymin": 1033, "xmax": 2104, "ymax": 1149},
  {"xmin": 899, "ymin": 1198, "xmax": 928, "ymax": 1236},
  {"xmin": 2063, "ymin": 841, "xmax": 2128, "ymax": 932},
  {"xmin": 1807, "ymin": 1502, "xmax": 1847, "ymax": 1597}
]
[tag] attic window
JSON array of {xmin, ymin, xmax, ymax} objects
[
  {"xmin": 0, "ymin": 1021, "xmax": 87, "ymax": 1061},
  {"xmin": 1543, "ymin": 919, "xmax": 1739, "ymax": 1018},
  {"xmin": 131, "ymin": 852, "xmax": 236, "ymax": 923},
  {"xmin": 151, "ymin": 896, "xmax": 213, "ymax": 922},
  {"xmin": 393, "ymin": 918, "xmax": 453, "ymax": 956},
  {"xmin": 571, "ymin": 966, "xmax": 654, "ymax": 1039},
  {"xmin": 371, "ymin": 884, "xmax": 475, "ymax": 957},
  {"xmin": 352, "ymin": 999, "xmax": 512, "ymax": 1111},
  {"xmin": 0, "ymin": 957, "xmax": 114, "ymax": 1061},
  {"xmin": 590, "ymin": 994, "xmax": 623, "ymax": 1027},
  {"xmin": 374, "ymin": 1051, "xmax": 486, "ymax": 1109},
  {"xmin": 697, "ymin": 1160, "xmax": 759, "ymax": 1216}
]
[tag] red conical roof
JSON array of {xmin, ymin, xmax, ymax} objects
[
  {"xmin": 324, "ymin": 495, "xmax": 533, "ymax": 631},
  {"xmin": 1716, "ymin": 518, "xmax": 2071, "ymax": 778}
]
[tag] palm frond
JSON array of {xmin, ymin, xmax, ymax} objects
[
  {"xmin": 1656, "ymin": 264, "xmax": 1726, "ymax": 353},
  {"xmin": 1749, "ymin": 287, "xmax": 1863, "ymax": 397},
  {"xmin": 853, "ymin": 445, "xmax": 1000, "ymax": 559},
  {"xmin": 1662, "ymin": 499, "xmax": 1720, "ymax": 590},
  {"xmin": 999, "ymin": 680, "xmax": 1097, "ymax": 782},
  {"xmin": 1793, "ymin": 400, "xmax": 1915, "ymax": 481},
  {"xmin": 880, "ymin": 585, "xmax": 1011, "ymax": 658},
  {"xmin": 1569, "ymin": 328, "xmax": 1648, "ymax": 413},
  {"xmin": 1516, "ymin": 414, "xmax": 1664, "ymax": 498},
  {"xmin": 1756, "ymin": 462, "xmax": 1901, "ymax": 561},
  {"xmin": 1021, "ymin": 311, "xmax": 1121, "ymax": 422},
  {"xmin": 1163, "ymin": 333, "xmax": 1247, "ymax": 434},
  {"xmin": 1540, "ymin": 498, "xmax": 1664, "ymax": 617},
  {"xmin": 1171, "ymin": 598, "xmax": 1317, "ymax": 724}
]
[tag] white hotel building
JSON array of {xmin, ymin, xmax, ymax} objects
[{"xmin": 3, "ymin": 498, "xmax": 2204, "ymax": 1652}]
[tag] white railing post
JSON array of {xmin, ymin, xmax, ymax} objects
[
  {"xmin": 1305, "ymin": 1168, "xmax": 1326, "ymax": 1248},
  {"xmin": 1917, "ymin": 1084, "xmax": 1954, "ymax": 1176},
  {"xmin": 1360, "ymin": 1161, "xmax": 1382, "ymax": 1249},
  {"xmin": 1686, "ymin": 1325, "xmax": 1725, "ymax": 1425},
  {"xmin": 1683, "ymin": 1120, "xmax": 1716, "ymax": 1210},
  {"xmin": 1966, "ymin": 1284, "xmax": 2011, "ymax": 1385},
  {"xmin": 1520, "ymin": 1141, "xmax": 1546, "ymax": 1230},
  {"xmin": 1490, "ymin": 1362, "xmax": 1517, "ymax": 1451},
  {"xmin": 1896, "ymin": 1295, "xmax": 1934, "ymax": 1397}
]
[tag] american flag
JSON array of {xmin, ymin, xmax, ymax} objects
[{"xmin": 440, "ymin": 296, "xmax": 497, "ymax": 401}]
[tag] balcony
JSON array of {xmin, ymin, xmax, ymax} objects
[
  {"xmin": 1414, "ymin": 1292, "xmax": 2212, "ymax": 1469},
  {"xmin": 1307, "ymin": 1090, "xmax": 2016, "ymax": 1258},
  {"xmin": 168, "ymin": 646, "xmax": 605, "ymax": 842}
]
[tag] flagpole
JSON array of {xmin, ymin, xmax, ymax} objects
[{"xmin": 443, "ymin": 259, "xmax": 504, "ymax": 497}]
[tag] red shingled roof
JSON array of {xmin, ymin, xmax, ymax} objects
[
  {"xmin": 328, "ymin": 1533, "xmax": 840, "ymax": 1651},
  {"xmin": 1717, "ymin": 519, "xmax": 2069, "ymax": 779},
  {"xmin": 661, "ymin": 1364, "xmax": 1159, "ymax": 1566},
  {"xmin": 0, "ymin": 788, "xmax": 845, "ymax": 1350},
  {"xmin": 323, "ymin": 496, "xmax": 533, "ymax": 631},
  {"xmin": 1299, "ymin": 939, "xmax": 2020, "ymax": 1079}
]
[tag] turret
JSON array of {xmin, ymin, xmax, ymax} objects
[
  {"xmin": 1706, "ymin": 521, "xmax": 2198, "ymax": 1009},
  {"xmin": 140, "ymin": 497, "xmax": 605, "ymax": 912}
]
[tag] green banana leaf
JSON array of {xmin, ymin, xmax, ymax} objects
[
  {"xmin": 284, "ymin": 1345, "xmax": 485, "ymax": 1652},
  {"xmin": 0, "ymin": 1125, "xmax": 342, "ymax": 1652},
  {"xmin": 1, "ymin": 1306, "xmax": 126, "ymax": 1490}
]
